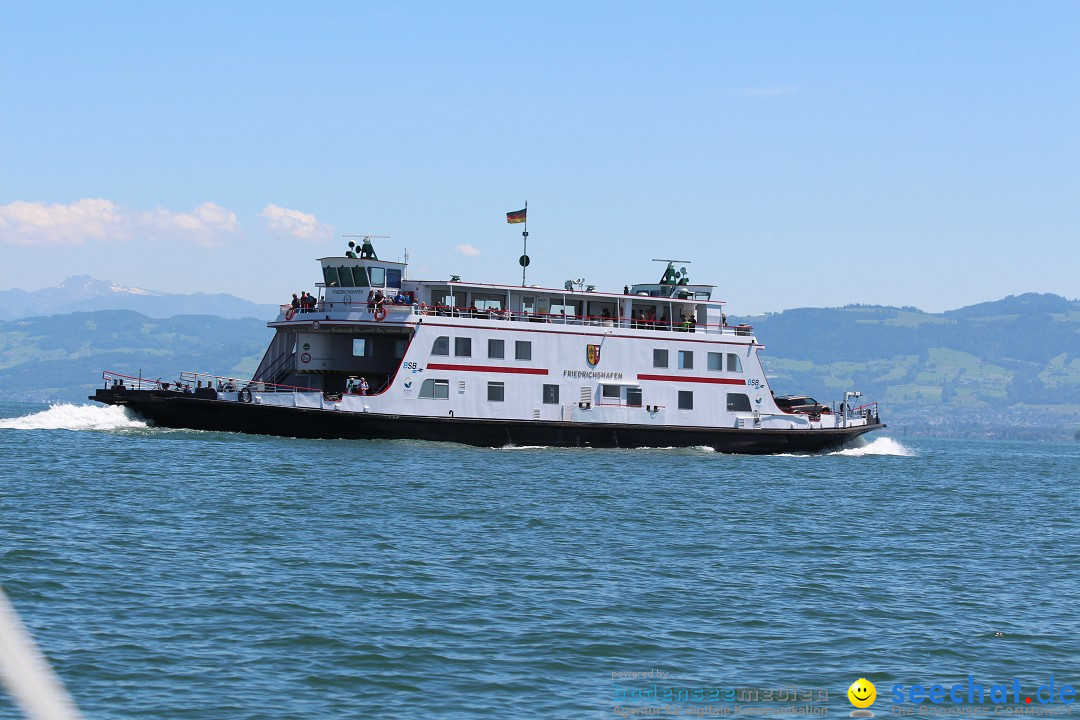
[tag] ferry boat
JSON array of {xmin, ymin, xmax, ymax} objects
[{"xmin": 91, "ymin": 237, "xmax": 883, "ymax": 453}]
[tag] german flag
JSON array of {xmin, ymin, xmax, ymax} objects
[{"xmin": 506, "ymin": 208, "xmax": 527, "ymax": 224}]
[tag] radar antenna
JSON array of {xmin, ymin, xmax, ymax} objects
[
  {"xmin": 651, "ymin": 258, "xmax": 692, "ymax": 288},
  {"xmin": 342, "ymin": 234, "xmax": 390, "ymax": 259}
]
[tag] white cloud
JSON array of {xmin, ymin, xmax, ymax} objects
[
  {"xmin": 143, "ymin": 202, "xmax": 237, "ymax": 247},
  {"xmin": 260, "ymin": 204, "xmax": 332, "ymax": 242},
  {"xmin": 454, "ymin": 243, "xmax": 481, "ymax": 256},
  {"xmin": 0, "ymin": 198, "xmax": 126, "ymax": 245},
  {"xmin": 0, "ymin": 198, "xmax": 238, "ymax": 246}
]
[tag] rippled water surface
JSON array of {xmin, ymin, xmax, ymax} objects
[{"xmin": 2, "ymin": 402, "xmax": 1078, "ymax": 719}]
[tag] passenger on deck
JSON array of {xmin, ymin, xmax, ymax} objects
[
  {"xmin": 367, "ymin": 290, "xmax": 377, "ymax": 312},
  {"xmin": 395, "ymin": 290, "xmax": 407, "ymax": 304},
  {"xmin": 374, "ymin": 289, "xmax": 384, "ymax": 308},
  {"xmin": 291, "ymin": 293, "xmax": 300, "ymax": 312},
  {"xmin": 647, "ymin": 307, "xmax": 656, "ymax": 329},
  {"xmin": 359, "ymin": 377, "xmax": 369, "ymax": 395}
]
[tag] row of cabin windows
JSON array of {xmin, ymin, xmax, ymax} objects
[
  {"xmin": 416, "ymin": 378, "xmax": 752, "ymax": 413},
  {"xmin": 653, "ymin": 349, "xmax": 743, "ymax": 373},
  {"xmin": 419, "ymin": 379, "xmax": 561, "ymax": 402},
  {"xmin": 322, "ymin": 265, "xmax": 403, "ymax": 289},
  {"xmin": 431, "ymin": 336, "xmax": 532, "ymax": 361}
]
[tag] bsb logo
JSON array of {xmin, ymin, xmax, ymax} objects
[{"xmin": 586, "ymin": 344, "xmax": 601, "ymax": 366}]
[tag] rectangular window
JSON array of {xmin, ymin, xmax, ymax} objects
[
  {"xmin": 602, "ymin": 385, "xmax": 621, "ymax": 400},
  {"xmin": 678, "ymin": 350, "xmax": 693, "ymax": 370},
  {"xmin": 488, "ymin": 339, "xmax": 505, "ymax": 359},
  {"xmin": 474, "ymin": 293, "xmax": 504, "ymax": 311},
  {"xmin": 386, "ymin": 269, "xmax": 402, "ymax": 287},
  {"xmin": 626, "ymin": 388, "xmax": 642, "ymax": 407},
  {"xmin": 727, "ymin": 353, "xmax": 743, "ymax": 373},
  {"xmin": 336, "ymin": 266, "xmax": 354, "ymax": 287},
  {"xmin": 543, "ymin": 384, "xmax": 559, "ymax": 404},
  {"xmin": 653, "ymin": 349, "xmax": 668, "ymax": 368},
  {"xmin": 368, "ymin": 267, "xmax": 386, "ymax": 287},
  {"xmin": 455, "ymin": 337, "xmax": 472, "ymax": 357},
  {"xmin": 431, "ymin": 336, "xmax": 449, "ymax": 356},
  {"xmin": 322, "ymin": 266, "xmax": 340, "ymax": 287},
  {"xmin": 515, "ymin": 341, "xmax": 532, "ymax": 361},
  {"xmin": 678, "ymin": 391, "xmax": 694, "ymax": 410},
  {"xmin": 708, "ymin": 352, "xmax": 723, "ymax": 371},
  {"xmin": 352, "ymin": 338, "xmax": 367, "ymax": 357},
  {"xmin": 487, "ymin": 381, "xmax": 505, "ymax": 402},
  {"xmin": 350, "ymin": 266, "xmax": 369, "ymax": 287},
  {"xmin": 727, "ymin": 393, "xmax": 752, "ymax": 412},
  {"xmin": 419, "ymin": 379, "xmax": 450, "ymax": 399}
]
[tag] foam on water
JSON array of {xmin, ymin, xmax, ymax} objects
[
  {"xmin": 829, "ymin": 436, "xmax": 914, "ymax": 457},
  {"xmin": 0, "ymin": 403, "xmax": 148, "ymax": 431}
]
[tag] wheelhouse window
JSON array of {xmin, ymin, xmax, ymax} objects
[
  {"xmin": 678, "ymin": 350, "xmax": 693, "ymax": 370},
  {"xmin": 515, "ymin": 341, "xmax": 532, "ymax": 361},
  {"xmin": 488, "ymin": 339, "xmax": 505, "ymax": 359},
  {"xmin": 708, "ymin": 352, "xmax": 723, "ymax": 371},
  {"xmin": 419, "ymin": 379, "xmax": 449, "ymax": 399},
  {"xmin": 454, "ymin": 337, "xmax": 472, "ymax": 357},
  {"xmin": 368, "ymin": 267, "xmax": 386, "ymax": 287},
  {"xmin": 726, "ymin": 393, "xmax": 751, "ymax": 412},
  {"xmin": 653, "ymin": 349, "xmax": 668, "ymax": 368},
  {"xmin": 349, "ymin": 267, "xmax": 369, "ymax": 287},
  {"xmin": 543, "ymin": 384, "xmax": 559, "ymax": 404},
  {"xmin": 431, "ymin": 336, "xmax": 449, "ymax": 356},
  {"xmin": 626, "ymin": 388, "xmax": 642, "ymax": 407},
  {"xmin": 386, "ymin": 268, "xmax": 402, "ymax": 287},
  {"xmin": 678, "ymin": 391, "xmax": 694, "ymax": 410},
  {"xmin": 322, "ymin": 266, "xmax": 340, "ymax": 287},
  {"xmin": 487, "ymin": 381, "xmax": 505, "ymax": 402},
  {"xmin": 727, "ymin": 353, "xmax": 743, "ymax": 373}
]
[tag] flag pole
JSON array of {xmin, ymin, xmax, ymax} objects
[{"xmin": 521, "ymin": 201, "xmax": 528, "ymax": 286}]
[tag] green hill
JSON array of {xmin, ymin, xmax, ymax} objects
[
  {"xmin": 0, "ymin": 311, "xmax": 273, "ymax": 403},
  {"xmin": 732, "ymin": 293, "xmax": 1080, "ymax": 438}
]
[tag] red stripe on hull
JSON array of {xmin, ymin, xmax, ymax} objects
[
  {"xmin": 427, "ymin": 363, "xmax": 549, "ymax": 375},
  {"xmin": 637, "ymin": 373, "xmax": 747, "ymax": 385}
]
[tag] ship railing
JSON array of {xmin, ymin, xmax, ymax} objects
[
  {"xmin": 272, "ymin": 300, "xmax": 755, "ymax": 336},
  {"xmin": 850, "ymin": 401, "xmax": 879, "ymax": 420},
  {"xmin": 420, "ymin": 304, "xmax": 753, "ymax": 336},
  {"xmin": 101, "ymin": 370, "xmax": 169, "ymax": 390},
  {"xmin": 179, "ymin": 371, "xmax": 326, "ymax": 395}
]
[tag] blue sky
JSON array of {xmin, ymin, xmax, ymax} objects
[{"xmin": 1, "ymin": 1, "xmax": 1077, "ymax": 314}]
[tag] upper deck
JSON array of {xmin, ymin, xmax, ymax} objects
[{"xmin": 291, "ymin": 243, "xmax": 744, "ymax": 336}]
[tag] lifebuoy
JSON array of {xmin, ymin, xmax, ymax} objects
[
  {"xmin": 285, "ymin": 307, "xmax": 296, "ymax": 321},
  {"xmin": 312, "ymin": 320, "xmax": 321, "ymax": 331},
  {"xmin": 374, "ymin": 306, "xmax": 387, "ymax": 322},
  {"xmin": 239, "ymin": 388, "xmax": 253, "ymax": 404}
]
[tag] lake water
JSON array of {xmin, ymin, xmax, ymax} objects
[{"xmin": 1, "ymin": 402, "xmax": 1078, "ymax": 719}]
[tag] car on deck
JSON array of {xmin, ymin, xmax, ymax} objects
[{"xmin": 774, "ymin": 395, "xmax": 831, "ymax": 415}]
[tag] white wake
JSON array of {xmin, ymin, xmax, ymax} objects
[
  {"xmin": 0, "ymin": 403, "xmax": 148, "ymax": 432},
  {"xmin": 829, "ymin": 436, "xmax": 914, "ymax": 457}
]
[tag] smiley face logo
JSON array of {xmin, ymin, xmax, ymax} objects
[{"xmin": 848, "ymin": 678, "xmax": 876, "ymax": 708}]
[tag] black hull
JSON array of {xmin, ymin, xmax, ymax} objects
[{"xmin": 91, "ymin": 389, "xmax": 884, "ymax": 455}]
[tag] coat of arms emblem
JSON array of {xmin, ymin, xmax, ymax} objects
[{"xmin": 586, "ymin": 344, "xmax": 601, "ymax": 366}]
